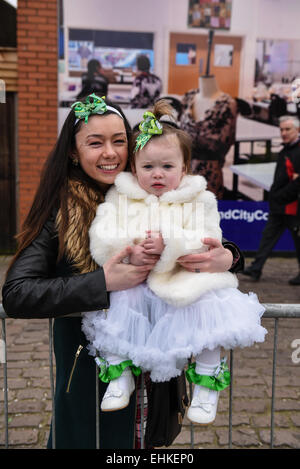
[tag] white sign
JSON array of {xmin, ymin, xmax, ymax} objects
[{"xmin": 214, "ymin": 44, "xmax": 233, "ymax": 67}]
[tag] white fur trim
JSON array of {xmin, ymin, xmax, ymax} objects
[
  {"xmin": 114, "ymin": 172, "xmax": 149, "ymax": 200},
  {"xmin": 147, "ymin": 271, "xmax": 238, "ymax": 307},
  {"xmin": 114, "ymin": 172, "xmax": 207, "ymax": 204},
  {"xmin": 160, "ymin": 175, "xmax": 207, "ymax": 203}
]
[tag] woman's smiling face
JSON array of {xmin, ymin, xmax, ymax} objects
[{"xmin": 74, "ymin": 113, "xmax": 128, "ymax": 186}]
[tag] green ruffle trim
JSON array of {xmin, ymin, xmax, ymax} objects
[
  {"xmin": 186, "ymin": 358, "xmax": 231, "ymax": 391},
  {"xmin": 96, "ymin": 357, "xmax": 141, "ymax": 383}
]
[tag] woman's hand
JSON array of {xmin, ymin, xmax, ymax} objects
[
  {"xmin": 103, "ymin": 246, "xmax": 156, "ymax": 291},
  {"xmin": 176, "ymin": 237, "xmax": 233, "ymax": 273}
]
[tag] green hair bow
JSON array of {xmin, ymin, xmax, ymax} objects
[
  {"xmin": 134, "ymin": 111, "xmax": 163, "ymax": 152},
  {"xmin": 71, "ymin": 93, "xmax": 107, "ymax": 124}
]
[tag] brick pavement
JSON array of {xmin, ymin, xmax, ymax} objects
[{"xmin": 0, "ymin": 255, "xmax": 300, "ymax": 449}]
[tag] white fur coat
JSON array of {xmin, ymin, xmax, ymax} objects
[{"xmin": 89, "ymin": 172, "xmax": 238, "ymax": 307}]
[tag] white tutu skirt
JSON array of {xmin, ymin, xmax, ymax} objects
[{"xmin": 82, "ymin": 284, "xmax": 267, "ymax": 382}]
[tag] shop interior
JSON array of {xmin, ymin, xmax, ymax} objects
[{"xmin": 48, "ymin": 0, "xmax": 300, "ymax": 251}]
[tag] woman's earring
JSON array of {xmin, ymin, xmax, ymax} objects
[{"xmin": 72, "ymin": 158, "xmax": 79, "ymax": 166}]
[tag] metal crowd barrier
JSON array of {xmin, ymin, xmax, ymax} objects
[{"xmin": 1, "ymin": 303, "xmax": 300, "ymax": 449}]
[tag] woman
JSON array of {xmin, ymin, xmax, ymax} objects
[
  {"xmin": 77, "ymin": 58, "xmax": 109, "ymax": 99},
  {"xmin": 130, "ymin": 54, "xmax": 162, "ymax": 109},
  {"xmin": 2, "ymin": 94, "xmax": 243, "ymax": 449}
]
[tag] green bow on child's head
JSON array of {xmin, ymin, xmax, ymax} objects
[{"xmin": 134, "ymin": 111, "xmax": 163, "ymax": 152}]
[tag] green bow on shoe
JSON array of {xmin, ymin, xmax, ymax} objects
[
  {"xmin": 186, "ymin": 357, "xmax": 230, "ymax": 391},
  {"xmin": 95, "ymin": 357, "xmax": 142, "ymax": 383}
]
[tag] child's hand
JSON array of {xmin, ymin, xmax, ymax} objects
[
  {"xmin": 129, "ymin": 244, "xmax": 147, "ymax": 266},
  {"xmin": 143, "ymin": 231, "xmax": 165, "ymax": 255},
  {"xmin": 129, "ymin": 243, "xmax": 160, "ymax": 267}
]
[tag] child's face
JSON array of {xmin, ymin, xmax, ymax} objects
[{"xmin": 133, "ymin": 134, "xmax": 186, "ymax": 196}]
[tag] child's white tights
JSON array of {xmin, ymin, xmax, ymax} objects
[
  {"xmin": 194, "ymin": 347, "xmax": 221, "ymax": 376},
  {"xmin": 103, "ymin": 353, "xmax": 133, "ymax": 393},
  {"xmin": 104, "ymin": 347, "xmax": 221, "ymax": 382},
  {"xmin": 102, "ymin": 349, "xmax": 222, "ymax": 416},
  {"xmin": 100, "ymin": 353, "xmax": 135, "ymax": 411},
  {"xmin": 187, "ymin": 347, "xmax": 221, "ymax": 424},
  {"xmin": 104, "ymin": 353, "xmax": 126, "ymax": 366}
]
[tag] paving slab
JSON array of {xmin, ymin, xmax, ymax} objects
[{"xmin": 1, "ymin": 255, "xmax": 300, "ymax": 449}]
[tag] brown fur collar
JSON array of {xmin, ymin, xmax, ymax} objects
[{"xmin": 56, "ymin": 178, "xmax": 104, "ymax": 274}]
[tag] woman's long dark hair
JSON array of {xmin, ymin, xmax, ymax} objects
[{"xmin": 9, "ymin": 98, "xmax": 132, "ymax": 268}]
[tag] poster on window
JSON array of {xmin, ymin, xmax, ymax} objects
[
  {"xmin": 93, "ymin": 47, "xmax": 154, "ymax": 70},
  {"xmin": 67, "ymin": 29, "xmax": 155, "ymax": 80},
  {"xmin": 187, "ymin": 0, "xmax": 232, "ymax": 30},
  {"xmin": 214, "ymin": 44, "xmax": 233, "ymax": 67},
  {"xmin": 68, "ymin": 41, "xmax": 94, "ymax": 71},
  {"xmin": 176, "ymin": 43, "xmax": 197, "ymax": 65}
]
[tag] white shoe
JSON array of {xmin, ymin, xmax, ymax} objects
[
  {"xmin": 187, "ymin": 385, "xmax": 219, "ymax": 425},
  {"xmin": 101, "ymin": 368, "xmax": 135, "ymax": 412}
]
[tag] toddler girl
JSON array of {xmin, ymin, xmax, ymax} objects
[{"xmin": 82, "ymin": 100, "xmax": 267, "ymax": 425}]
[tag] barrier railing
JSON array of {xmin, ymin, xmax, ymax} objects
[{"xmin": 1, "ymin": 303, "xmax": 300, "ymax": 449}]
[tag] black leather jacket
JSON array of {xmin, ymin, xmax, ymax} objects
[
  {"xmin": 2, "ymin": 205, "xmax": 243, "ymax": 319},
  {"xmin": 2, "ymin": 213, "xmax": 109, "ymax": 319},
  {"xmin": 2, "ymin": 212, "xmax": 244, "ymax": 449},
  {"xmin": 2, "ymin": 213, "xmax": 137, "ymax": 449}
]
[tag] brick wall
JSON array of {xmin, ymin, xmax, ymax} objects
[{"xmin": 17, "ymin": 0, "xmax": 58, "ymax": 227}]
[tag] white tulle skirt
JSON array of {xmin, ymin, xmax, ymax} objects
[{"xmin": 82, "ymin": 284, "xmax": 267, "ymax": 382}]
